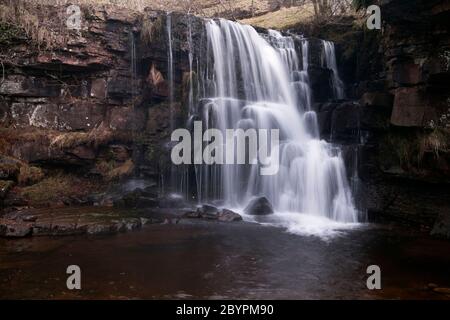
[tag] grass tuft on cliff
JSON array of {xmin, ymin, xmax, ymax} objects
[
  {"xmin": 50, "ymin": 124, "xmax": 132, "ymax": 150},
  {"xmin": 240, "ymin": 4, "xmax": 316, "ymax": 30}
]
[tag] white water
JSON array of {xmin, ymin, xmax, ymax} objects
[
  {"xmin": 322, "ymin": 40, "xmax": 345, "ymax": 100},
  {"xmin": 192, "ymin": 19, "xmax": 358, "ymax": 232}
]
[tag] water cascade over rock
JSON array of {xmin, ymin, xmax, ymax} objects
[
  {"xmin": 174, "ymin": 18, "xmax": 359, "ymax": 227},
  {"xmin": 322, "ymin": 40, "xmax": 345, "ymax": 100}
]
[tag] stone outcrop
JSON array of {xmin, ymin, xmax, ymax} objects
[{"xmin": 0, "ymin": 4, "xmax": 203, "ymax": 210}]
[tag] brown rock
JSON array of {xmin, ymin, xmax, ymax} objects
[
  {"xmin": 90, "ymin": 79, "xmax": 107, "ymax": 99},
  {"xmin": 0, "ymin": 156, "xmax": 21, "ymax": 180},
  {"xmin": 109, "ymin": 106, "xmax": 134, "ymax": 131},
  {"xmin": 392, "ymin": 63, "xmax": 422, "ymax": 85},
  {"xmin": 218, "ymin": 209, "xmax": 243, "ymax": 222},
  {"xmin": 244, "ymin": 197, "xmax": 274, "ymax": 216},
  {"xmin": 391, "ymin": 87, "xmax": 427, "ymax": 127},
  {"xmin": 433, "ymin": 287, "xmax": 450, "ymax": 295},
  {"xmin": 360, "ymin": 92, "xmax": 394, "ymax": 109}
]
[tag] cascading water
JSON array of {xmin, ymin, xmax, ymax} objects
[
  {"xmin": 322, "ymin": 40, "xmax": 345, "ymax": 100},
  {"xmin": 189, "ymin": 19, "xmax": 358, "ymax": 230},
  {"xmin": 267, "ymin": 30, "xmax": 313, "ymax": 111}
]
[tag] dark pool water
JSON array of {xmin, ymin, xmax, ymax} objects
[{"xmin": 1, "ymin": 218, "xmax": 449, "ymax": 299}]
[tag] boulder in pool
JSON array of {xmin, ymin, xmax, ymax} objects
[{"xmin": 244, "ymin": 197, "xmax": 274, "ymax": 216}]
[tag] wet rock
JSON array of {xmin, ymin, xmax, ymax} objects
[
  {"xmin": 330, "ymin": 101, "xmax": 360, "ymax": 140},
  {"xmin": 197, "ymin": 204, "xmax": 219, "ymax": 215},
  {"xmin": 162, "ymin": 218, "xmax": 180, "ymax": 225},
  {"xmin": 2, "ymin": 208, "xmax": 149, "ymax": 237},
  {"xmin": 0, "ymin": 219, "xmax": 32, "ymax": 238},
  {"xmin": 316, "ymin": 102, "xmax": 339, "ymax": 137},
  {"xmin": 136, "ymin": 197, "xmax": 159, "ymax": 208},
  {"xmin": 86, "ymin": 223, "xmax": 119, "ymax": 235},
  {"xmin": 427, "ymin": 283, "xmax": 438, "ymax": 289},
  {"xmin": 433, "ymin": 287, "xmax": 450, "ymax": 295},
  {"xmin": 308, "ymin": 66, "xmax": 334, "ymax": 103},
  {"xmin": 183, "ymin": 211, "xmax": 202, "ymax": 219},
  {"xmin": 431, "ymin": 213, "xmax": 450, "ymax": 239},
  {"xmin": 360, "ymin": 92, "xmax": 394, "ymax": 109},
  {"xmin": 157, "ymin": 195, "xmax": 185, "ymax": 208},
  {"xmin": 115, "ymin": 189, "xmax": 159, "ymax": 208},
  {"xmin": 244, "ymin": 197, "xmax": 274, "ymax": 216},
  {"xmin": 183, "ymin": 208, "xmax": 242, "ymax": 222},
  {"xmin": 217, "ymin": 209, "xmax": 242, "ymax": 222}
]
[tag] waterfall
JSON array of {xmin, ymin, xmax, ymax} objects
[
  {"xmin": 322, "ymin": 40, "xmax": 345, "ymax": 100},
  {"xmin": 267, "ymin": 30, "xmax": 312, "ymax": 111},
  {"xmin": 130, "ymin": 31, "xmax": 137, "ymax": 106},
  {"xmin": 166, "ymin": 13, "xmax": 180, "ymax": 196},
  {"xmin": 166, "ymin": 13, "xmax": 174, "ymax": 131},
  {"xmin": 190, "ymin": 19, "xmax": 358, "ymax": 224}
]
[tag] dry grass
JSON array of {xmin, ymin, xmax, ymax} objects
[
  {"xmin": 50, "ymin": 124, "xmax": 128, "ymax": 150},
  {"xmin": 18, "ymin": 164, "xmax": 44, "ymax": 186},
  {"xmin": 105, "ymin": 159, "xmax": 134, "ymax": 181},
  {"xmin": 140, "ymin": 14, "xmax": 164, "ymax": 45},
  {"xmin": 240, "ymin": 4, "xmax": 315, "ymax": 29},
  {"xmin": 6, "ymin": 0, "xmax": 271, "ymax": 16},
  {"xmin": 95, "ymin": 158, "xmax": 134, "ymax": 181},
  {"xmin": 419, "ymin": 129, "xmax": 449, "ymax": 161},
  {"xmin": 20, "ymin": 172, "xmax": 97, "ymax": 203},
  {"xmin": 0, "ymin": 2, "xmax": 70, "ymax": 49},
  {"xmin": 0, "ymin": 154, "xmax": 22, "ymax": 178}
]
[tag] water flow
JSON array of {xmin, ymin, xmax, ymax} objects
[
  {"xmin": 166, "ymin": 13, "xmax": 178, "ymax": 195},
  {"xmin": 197, "ymin": 19, "xmax": 357, "ymax": 224},
  {"xmin": 166, "ymin": 13, "xmax": 174, "ymax": 131},
  {"xmin": 130, "ymin": 31, "xmax": 137, "ymax": 106},
  {"xmin": 322, "ymin": 40, "xmax": 345, "ymax": 100}
]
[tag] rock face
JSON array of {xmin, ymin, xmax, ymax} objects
[
  {"xmin": 303, "ymin": 0, "xmax": 450, "ymax": 230},
  {"xmin": 0, "ymin": 4, "xmax": 204, "ymax": 209},
  {"xmin": 244, "ymin": 197, "xmax": 274, "ymax": 216}
]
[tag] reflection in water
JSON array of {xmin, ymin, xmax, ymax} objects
[{"xmin": 0, "ymin": 220, "xmax": 449, "ymax": 299}]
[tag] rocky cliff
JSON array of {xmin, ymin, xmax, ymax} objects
[
  {"xmin": 0, "ymin": 3, "xmax": 200, "ymax": 210},
  {"xmin": 293, "ymin": 0, "xmax": 450, "ymax": 232}
]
